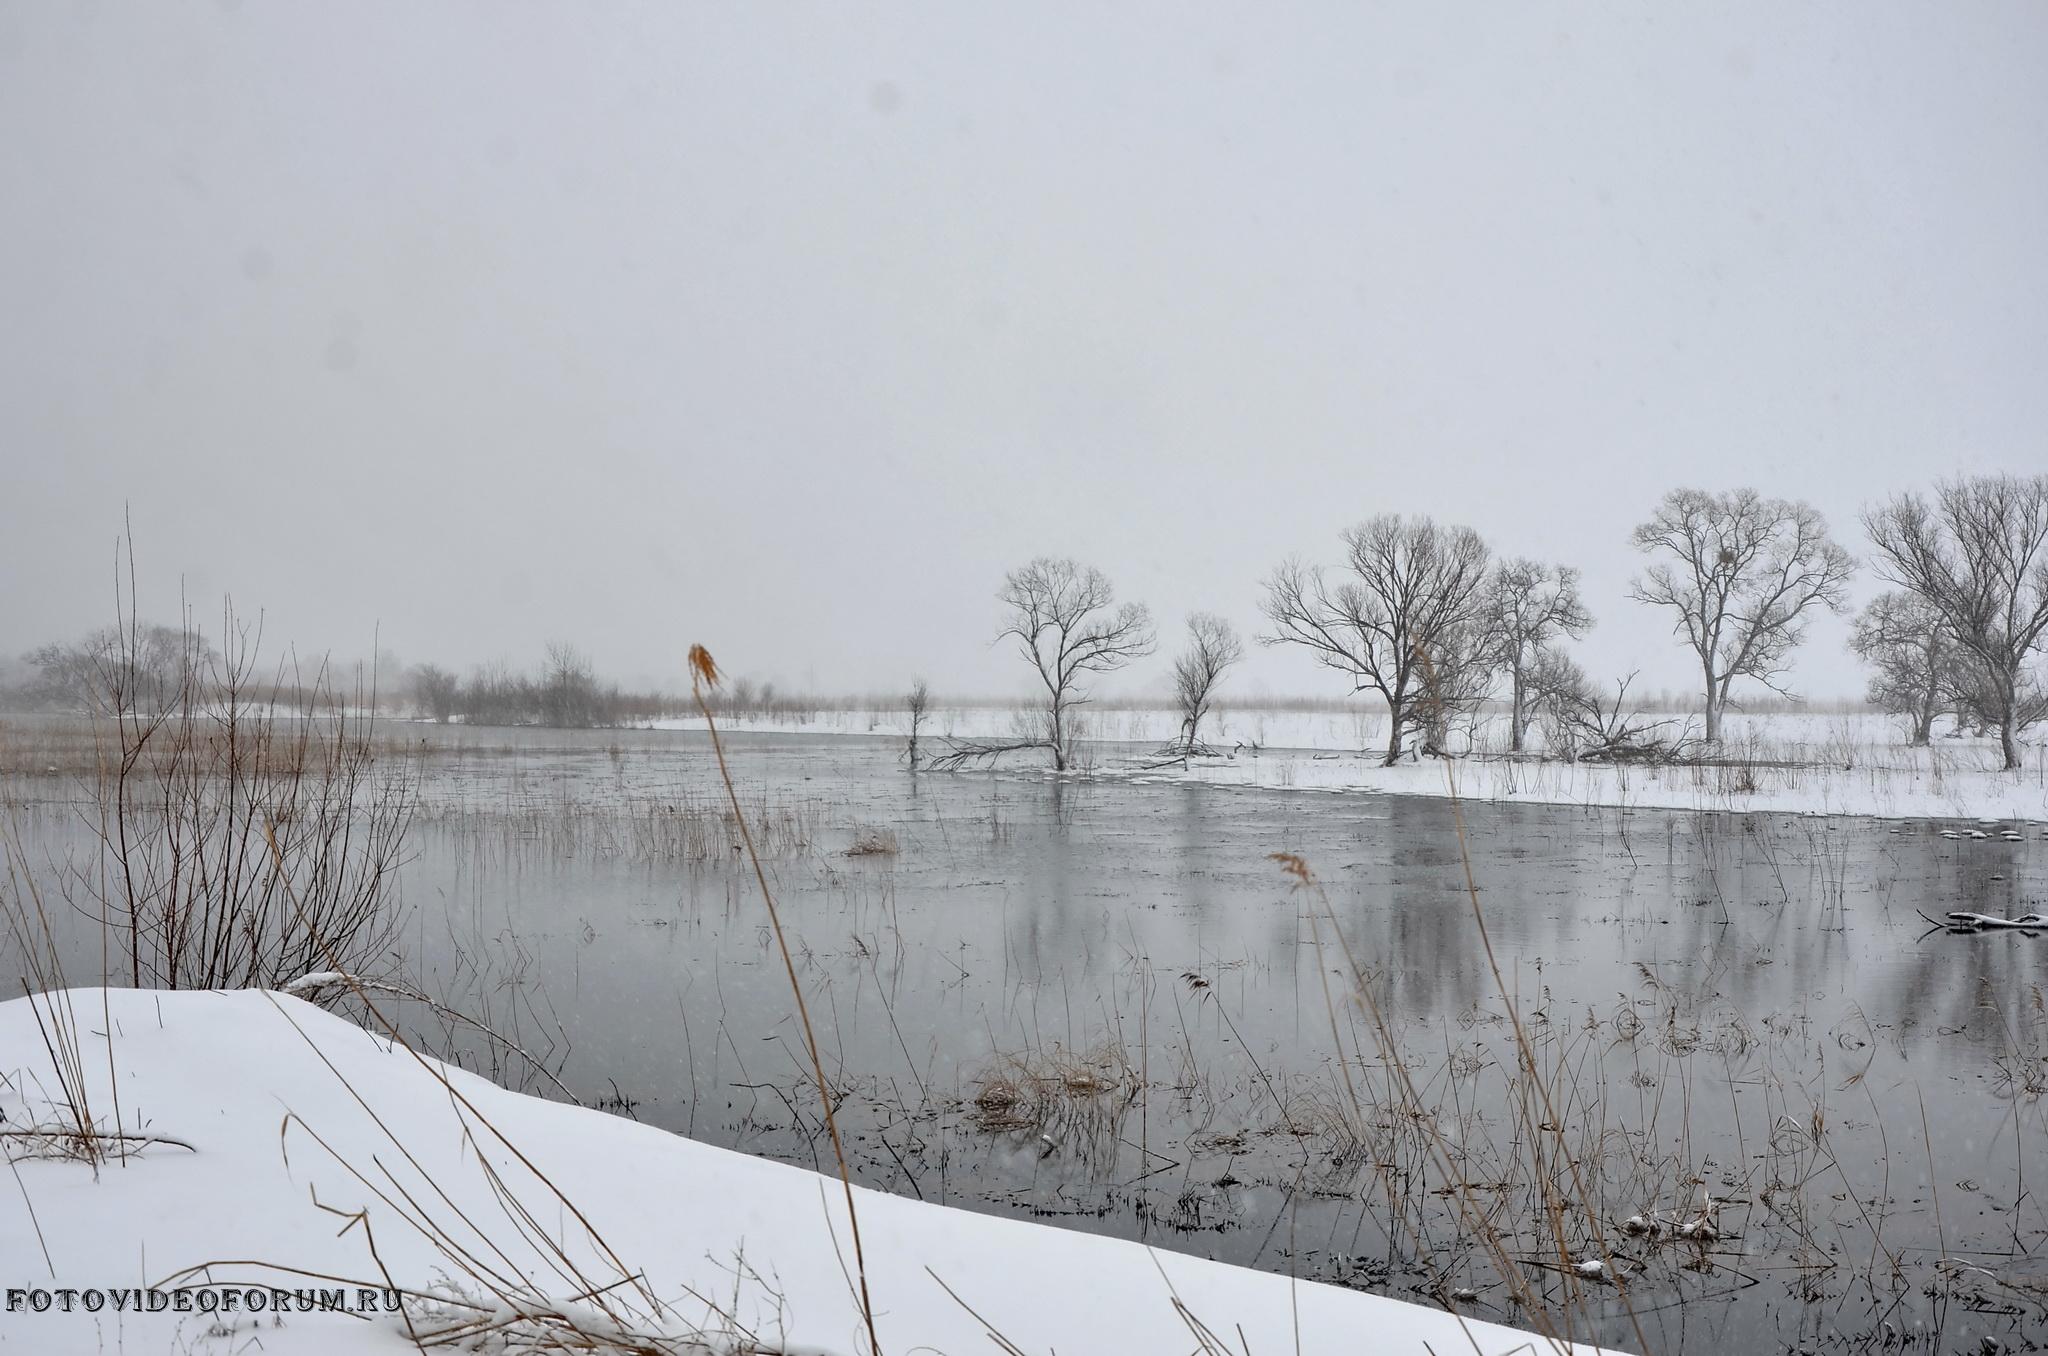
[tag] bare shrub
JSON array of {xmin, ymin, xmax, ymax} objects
[
  {"xmin": 904, "ymin": 677, "xmax": 931, "ymax": 770},
  {"xmin": 1535, "ymin": 659, "xmax": 1690, "ymax": 764},
  {"xmin": 1162, "ymin": 613, "xmax": 1242, "ymax": 761},
  {"xmin": 74, "ymin": 587, "xmax": 416, "ymax": 990}
]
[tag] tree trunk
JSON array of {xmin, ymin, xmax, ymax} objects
[
  {"xmin": 1910, "ymin": 704, "xmax": 1933, "ymax": 747},
  {"xmin": 1991, "ymin": 669, "xmax": 2022, "ymax": 771},
  {"xmin": 1699, "ymin": 659, "xmax": 1723, "ymax": 745},
  {"xmin": 1383, "ymin": 701, "xmax": 1405, "ymax": 766},
  {"xmin": 1509, "ymin": 669, "xmax": 1526, "ymax": 754},
  {"xmin": 1050, "ymin": 701, "xmax": 1067, "ymax": 771}
]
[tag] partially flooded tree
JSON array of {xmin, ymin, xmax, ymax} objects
[
  {"xmin": 408, "ymin": 662, "xmax": 460, "ymax": 723},
  {"xmin": 1865, "ymin": 474, "xmax": 2048, "ymax": 769},
  {"xmin": 1849, "ymin": 591, "xmax": 1960, "ymax": 746},
  {"xmin": 1261, "ymin": 515, "xmax": 1491, "ymax": 765},
  {"xmin": 1479, "ymin": 560, "xmax": 1593, "ymax": 753},
  {"xmin": 1162, "ymin": 613, "xmax": 1242, "ymax": 760},
  {"xmin": 904, "ymin": 677, "xmax": 931, "ymax": 770},
  {"xmin": 539, "ymin": 641, "xmax": 599, "ymax": 728},
  {"xmin": 935, "ymin": 558, "xmax": 1152, "ymax": 771},
  {"xmin": 1629, "ymin": 488, "xmax": 1854, "ymax": 744}
]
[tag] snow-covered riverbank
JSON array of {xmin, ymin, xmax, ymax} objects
[
  {"xmin": 1, "ymin": 988, "xmax": 1603, "ymax": 1355},
  {"xmin": 639, "ymin": 706, "xmax": 2048, "ymax": 822}
]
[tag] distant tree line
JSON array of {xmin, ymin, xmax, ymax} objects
[
  {"xmin": 400, "ymin": 648, "xmax": 832, "ymax": 728},
  {"xmin": 8, "ymin": 631, "xmax": 831, "ymax": 731}
]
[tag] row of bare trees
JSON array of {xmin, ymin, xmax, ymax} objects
[
  {"xmin": 407, "ymin": 644, "xmax": 620, "ymax": 728},
  {"xmin": 939, "ymin": 475, "xmax": 2047, "ymax": 773},
  {"xmin": 1258, "ymin": 477, "xmax": 2048, "ymax": 769},
  {"xmin": 1863, "ymin": 475, "xmax": 2048, "ymax": 768}
]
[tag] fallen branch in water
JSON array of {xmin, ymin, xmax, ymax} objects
[
  {"xmin": 1944, "ymin": 911, "xmax": 2047, "ymax": 932},
  {"xmin": 923, "ymin": 737, "xmax": 1056, "ymax": 771}
]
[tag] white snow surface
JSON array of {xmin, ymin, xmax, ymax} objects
[
  {"xmin": 643, "ymin": 707, "xmax": 2048, "ymax": 822},
  {"xmin": 1, "ymin": 987, "xmax": 1606, "ymax": 1354}
]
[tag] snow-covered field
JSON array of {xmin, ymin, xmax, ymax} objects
[
  {"xmin": 1, "ymin": 988, "xmax": 1606, "ymax": 1356},
  {"xmin": 645, "ymin": 706, "xmax": 2048, "ymax": 823}
]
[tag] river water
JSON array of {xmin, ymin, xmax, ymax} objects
[{"xmin": 7, "ymin": 723, "xmax": 2046, "ymax": 1354}]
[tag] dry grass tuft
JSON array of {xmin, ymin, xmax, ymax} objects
[{"xmin": 845, "ymin": 827, "xmax": 899, "ymax": 857}]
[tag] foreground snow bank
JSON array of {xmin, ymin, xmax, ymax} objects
[{"xmin": 1, "ymin": 988, "xmax": 1602, "ymax": 1355}]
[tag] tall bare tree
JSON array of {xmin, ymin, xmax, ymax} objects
[
  {"xmin": 1479, "ymin": 559, "xmax": 1593, "ymax": 753},
  {"xmin": 1629, "ymin": 488, "xmax": 1854, "ymax": 744},
  {"xmin": 1164, "ymin": 613, "xmax": 1243, "ymax": 759},
  {"xmin": 996, "ymin": 558, "xmax": 1154, "ymax": 770},
  {"xmin": 1849, "ymin": 591, "xmax": 1960, "ymax": 746},
  {"xmin": 1262, "ymin": 515, "xmax": 1492, "ymax": 765},
  {"xmin": 1865, "ymin": 474, "xmax": 2048, "ymax": 769}
]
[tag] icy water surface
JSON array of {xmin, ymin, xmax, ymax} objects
[{"xmin": 10, "ymin": 725, "xmax": 2048, "ymax": 1354}]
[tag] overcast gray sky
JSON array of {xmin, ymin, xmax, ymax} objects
[{"xmin": 3, "ymin": 2, "xmax": 2044, "ymax": 700}]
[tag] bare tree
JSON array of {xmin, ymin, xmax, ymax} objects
[
  {"xmin": 540, "ymin": 641, "xmax": 600, "ymax": 728},
  {"xmin": 408, "ymin": 662, "xmax": 460, "ymax": 723},
  {"xmin": 1261, "ymin": 515, "xmax": 1492, "ymax": 765},
  {"xmin": 1162, "ymin": 613, "xmax": 1243, "ymax": 760},
  {"xmin": 1479, "ymin": 559, "xmax": 1593, "ymax": 753},
  {"xmin": 1865, "ymin": 474, "xmax": 2048, "ymax": 769},
  {"xmin": 1849, "ymin": 591, "xmax": 1960, "ymax": 746},
  {"xmin": 904, "ymin": 677, "xmax": 931, "ymax": 770},
  {"xmin": 978, "ymin": 558, "xmax": 1153, "ymax": 771},
  {"xmin": 1629, "ymin": 488, "xmax": 1855, "ymax": 744},
  {"xmin": 27, "ymin": 622, "xmax": 213, "ymax": 715}
]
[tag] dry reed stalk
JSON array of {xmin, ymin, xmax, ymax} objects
[
  {"xmin": 1, "ymin": 831, "xmax": 122, "ymax": 1172},
  {"xmin": 690, "ymin": 644, "xmax": 882, "ymax": 1356},
  {"xmin": 1417, "ymin": 645, "xmax": 1653, "ymax": 1355},
  {"xmin": 251, "ymin": 821, "xmax": 670, "ymax": 1338}
]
